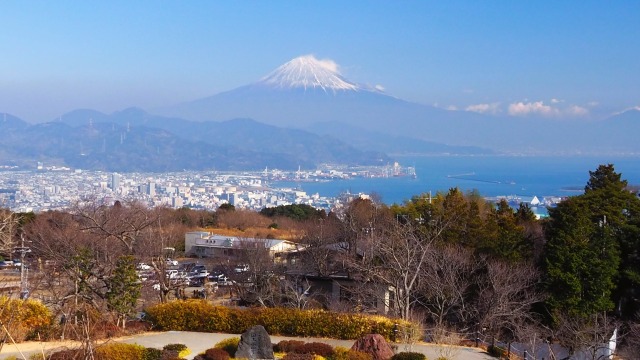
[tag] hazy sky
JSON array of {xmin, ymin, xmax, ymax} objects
[{"xmin": 1, "ymin": 1, "xmax": 638, "ymax": 122}]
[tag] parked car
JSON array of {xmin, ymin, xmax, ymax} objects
[
  {"xmin": 166, "ymin": 258, "xmax": 179, "ymax": 266},
  {"xmin": 189, "ymin": 275, "xmax": 207, "ymax": 287},
  {"xmin": 137, "ymin": 263, "xmax": 151, "ymax": 270},
  {"xmin": 188, "ymin": 265, "xmax": 207, "ymax": 277},
  {"xmin": 0, "ymin": 261, "xmax": 13, "ymax": 269}
]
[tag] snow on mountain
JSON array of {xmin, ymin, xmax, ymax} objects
[
  {"xmin": 153, "ymin": 56, "xmax": 640, "ymax": 155},
  {"xmin": 257, "ymin": 55, "xmax": 360, "ymax": 92}
]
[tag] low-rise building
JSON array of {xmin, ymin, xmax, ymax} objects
[{"xmin": 184, "ymin": 231, "xmax": 298, "ymax": 260}]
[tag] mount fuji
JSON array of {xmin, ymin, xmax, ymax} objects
[
  {"xmin": 259, "ymin": 55, "xmax": 360, "ymax": 92},
  {"xmin": 158, "ymin": 55, "xmax": 492, "ymax": 147},
  {"xmin": 157, "ymin": 55, "xmax": 640, "ymax": 155}
]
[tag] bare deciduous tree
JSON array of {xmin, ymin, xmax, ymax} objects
[
  {"xmin": 73, "ymin": 200, "xmax": 156, "ymax": 253},
  {"xmin": 475, "ymin": 260, "xmax": 543, "ymax": 344},
  {"xmin": 552, "ymin": 312, "xmax": 619, "ymax": 360},
  {"xmin": 350, "ymin": 221, "xmax": 434, "ymax": 320},
  {"xmin": 135, "ymin": 210, "xmax": 188, "ymax": 303},
  {"xmin": 228, "ymin": 238, "xmax": 281, "ymax": 307},
  {"xmin": 0, "ymin": 209, "xmax": 18, "ymax": 257},
  {"xmin": 421, "ymin": 245, "xmax": 477, "ymax": 328}
]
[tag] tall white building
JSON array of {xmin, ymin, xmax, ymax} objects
[{"xmin": 111, "ymin": 173, "xmax": 121, "ymax": 191}]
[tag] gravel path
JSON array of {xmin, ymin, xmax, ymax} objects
[{"xmin": 0, "ymin": 331, "xmax": 494, "ymax": 360}]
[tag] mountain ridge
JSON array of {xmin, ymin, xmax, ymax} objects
[
  {"xmin": 156, "ymin": 56, "xmax": 640, "ymax": 155},
  {"xmin": 0, "ymin": 110, "xmax": 397, "ymax": 171}
]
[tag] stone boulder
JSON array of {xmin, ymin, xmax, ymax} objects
[
  {"xmin": 235, "ymin": 325, "xmax": 275, "ymax": 360},
  {"xmin": 351, "ymin": 334, "xmax": 395, "ymax": 360}
]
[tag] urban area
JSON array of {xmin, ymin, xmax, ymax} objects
[{"xmin": 0, "ymin": 162, "xmax": 417, "ymax": 213}]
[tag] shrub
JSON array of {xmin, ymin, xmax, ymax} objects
[
  {"xmin": 145, "ymin": 300, "xmax": 419, "ymax": 340},
  {"xmin": 46, "ymin": 349, "xmax": 83, "ymax": 360},
  {"xmin": 282, "ymin": 354, "xmax": 317, "ymax": 360},
  {"xmin": 293, "ymin": 342, "xmax": 335, "ymax": 357},
  {"xmin": 94, "ymin": 342, "xmax": 146, "ymax": 360},
  {"xmin": 347, "ymin": 350, "xmax": 373, "ymax": 360},
  {"xmin": 275, "ymin": 339, "xmax": 306, "ymax": 353},
  {"xmin": 163, "ymin": 343, "xmax": 190, "ymax": 358},
  {"xmin": 203, "ymin": 348, "xmax": 231, "ymax": 360},
  {"xmin": 0, "ymin": 296, "xmax": 53, "ymax": 342},
  {"xmin": 160, "ymin": 353, "xmax": 186, "ymax": 360},
  {"xmin": 214, "ymin": 336, "xmax": 240, "ymax": 356},
  {"xmin": 486, "ymin": 345, "xmax": 505, "ymax": 358},
  {"xmin": 390, "ymin": 352, "xmax": 426, "ymax": 360},
  {"xmin": 142, "ymin": 348, "xmax": 163, "ymax": 360},
  {"xmin": 332, "ymin": 347, "xmax": 374, "ymax": 360}
]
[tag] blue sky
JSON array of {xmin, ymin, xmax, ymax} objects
[{"xmin": 1, "ymin": 1, "xmax": 638, "ymax": 122}]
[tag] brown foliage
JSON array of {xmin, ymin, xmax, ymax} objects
[
  {"xmin": 293, "ymin": 342, "xmax": 335, "ymax": 357},
  {"xmin": 282, "ymin": 353, "xmax": 316, "ymax": 360},
  {"xmin": 275, "ymin": 339, "xmax": 306, "ymax": 353},
  {"xmin": 203, "ymin": 348, "xmax": 231, "ymax": 360}
]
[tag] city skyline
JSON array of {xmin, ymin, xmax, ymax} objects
[{"xmin": 1, "ymin": 1, "xmax": 638, "ymax": 122}]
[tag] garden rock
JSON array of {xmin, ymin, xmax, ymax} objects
[
  {"xmin": 235, "ymin": 325, "xmax": 275, "ymax": 359},
  {"xmin": 351, "ymin": 334, "xmax": 395, "ymax": 360}
]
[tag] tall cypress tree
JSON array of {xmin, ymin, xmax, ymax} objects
[{"xmin": 544, "ymin": 164, "xmax": 640, "ymax": 319}]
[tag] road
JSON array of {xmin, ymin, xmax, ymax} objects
[{"xmin": 0, "ymin": 331, "xmax": 494, "ymax": 360}]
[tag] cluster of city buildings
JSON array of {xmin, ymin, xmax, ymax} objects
[{"xmin": 0, "ymin": 166, "xmax": 376, "ymax": 213}]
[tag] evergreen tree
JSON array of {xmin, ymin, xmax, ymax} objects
[
  {"xmin": 106, "ymin": 255, "xmax": 141, "ymax": 329},
  {"xmin": 544, "ymin": 164, "xmax": 640, "ymax": 319},
  {"xmin": 478, "ymin": 199, "xmax": 530, "ymax": 262},
  {"xmin": 545, "ymin": 196, "xmax": 619, "ymax": 318}
]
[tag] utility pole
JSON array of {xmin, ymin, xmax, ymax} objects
[{"xmin": 14, "ymin": 234, "xmax": 31, "ymax": 299}]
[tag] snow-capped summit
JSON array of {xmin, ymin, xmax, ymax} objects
[{"xmin": 258, "ymin": 55, "xmax": 360, "ymax": 92}]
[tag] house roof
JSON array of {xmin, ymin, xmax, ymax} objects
[{"xmin": 191, "ymin": 233, "xmax": 296, "ymax": 250}]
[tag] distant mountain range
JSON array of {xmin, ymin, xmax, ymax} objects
[
  {"xmin": 1, "ymin": 55, "xmax": 638, "ymax": 171},
  {"xmin": 158, "ymin": 55, "xmax": 640, "ymax": 155},
  {"xmin": 0, "ymin": 109, "xmax": 396, "ymax": 171}
]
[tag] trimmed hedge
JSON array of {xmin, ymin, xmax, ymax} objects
[
  {"xmin": 95, "ymin": 343, "xmax": 146, "ymax": 360},
  {"xmin": 332, "ymin": 347, "xmax": 373, "ymax": 360},
  {"xmin": 145, "ymin": 300, "xmax": 419, "ymax": 340},
  {"xmin": 163, "ymin": 343, "xmax": 191, "ymax": 358},
  {"xmin": 204, "ymin": 348, "xmax": 231, "ymax": 360},
  {"xmin": 293, "ymin": 342, "xmax": 335, "ymax": 357},
  {"xmin": 214, "ymin": 337, "xmax": 240, "ymax": 356},
  {"xmin": 390, "ymin": 352, "xmax": 426, "ymax": 360},
  {"xmin": 274, "ymin": 340, "xmax": 306, "ymax": 353}
]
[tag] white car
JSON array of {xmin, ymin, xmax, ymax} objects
[
  {"xmin": 166, "ymin": 258, "xmax": 179, "ymax": 266},
  {"xmin": 166, "ymin": 269, "xmax": 179, "ymax": 279},
  {"xmin": 137, "ymin": 263, "xmax": 151, "ymax": 270}
]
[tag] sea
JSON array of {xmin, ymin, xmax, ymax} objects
[{"xmin": 273, "ymin": 155, "xmax": 640, "ymax": 206}]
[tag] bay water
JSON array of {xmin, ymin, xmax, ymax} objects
[{"xmin": 273, "ymin": 156, "xmax": 640, "ymax": 205}]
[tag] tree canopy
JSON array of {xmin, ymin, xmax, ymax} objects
[{"xmin": 544, "ymin": 164, "xmax": 640, "ymax": 319}]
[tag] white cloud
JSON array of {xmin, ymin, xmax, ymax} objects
[
  {"xmin": 300, "ymin": 54, "xmax": 340, "ymax": 73},
  {"xmin": 446, "ymin": 105, "xmax": 458, "ymax": 111},
  {"xmin": 612, "ymin": 106, "xmax": 640, "ymax": 116},
  {"xmin": 465, "ymin": 103, "xmax": 500, "ymax": 114},
  {"xmin": 374, "ymin": 84, "xmax": 385, "ymax": 92},
  {"xmin": 508, "ymin": 101, "xmax": 560, "ymax": 116},
  {"xmin": 566, "ymin": 105, "xmax": 589, "ymax": 116},
  {"xmin": 508, "ymin": 100, "xmax": 591, "ymax": 117},
  {"xmin": 318, "ymin": 59, "xmax": 339, "ymax": 73}
]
